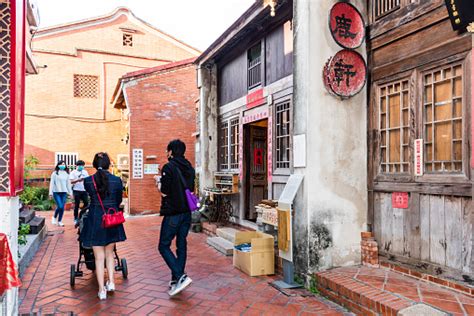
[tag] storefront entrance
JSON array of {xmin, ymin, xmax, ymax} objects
[{"xmin": 244, "ymin": 120, "xmax": 268, "ymax": 221}]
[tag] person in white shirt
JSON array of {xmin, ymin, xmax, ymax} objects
[
  {"xmin": 49, "ymin": 160, "xmax": 73, "ymax": 227},
  {"xmin": 70, "ymin": 160, "xmax": 89, "ymax": 226}
]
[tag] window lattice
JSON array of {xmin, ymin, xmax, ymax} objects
[
  {"xmin": 275, "ymin": 101, "xmax": 291, "ymax": 169},
  {"xmin": 230, "ymin": 118, "xmax": 240, "ymax": 169},
  {"xmin": 423, "ymin": 64, "xmax": 463, "ymax": 173},
  {"xmin": 373, "ymin": 0, "xmax": 416, "ymax": 20},
  {"xmin": 248, "ymin": 43, "xmax": 262, "ymax": 90},
  {"xmin": 219, "ymin": 121, "xmax": 229, "ymax": 170},
  {"xmin": 379, "ymin": 79, "xmax": 410, "ymax": 174},
  {"xmin": 73, "ymin": 75, "xmax": 99, "ymax": 99},
  {"xmin": 123, "ymin": 33, "xmax": 133, "ymax": 47}
]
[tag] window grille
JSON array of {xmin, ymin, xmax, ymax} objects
[
  {"xmin": 230, "ymin": 118, "xmax": 240, "ymax": 169},
  {"xmin": 219, "ymin": 118, "xmax": 240, "ymax": 171},
  {"xmin": 275, "ymin": 101, "xmax": 291, "ymax": 169},
  {"xmin": 73, "ymin": 75, "xmax": 99, "ymax": 99},
  {"xmin": 248, "ymin": 43, "xmax": 262, "ymax": 90},
  {"xmin": 374, "ymin": 0, "xmax": 400, "ymax": 19},
  {"xmin": 423, "ymin": 64, "xmax": 463, "ymax": 173},
  {"xmin": 219, "ymin": 121, "xmax": 229, "ymax": 170},
  {"xmin": 379, "ymin": 79, "xmax": 410, "ymax": 174},
  {"xmin": 55, "ymin": 152, "xmax": 78, "ymax": 169},
  {"xmin": 123, "ymin": 33, "xmax": 133, "ymax": 47}
]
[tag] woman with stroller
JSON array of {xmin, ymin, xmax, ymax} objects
[
  {"xmin": 49, "ymin": 160, "xmax": 73, "ymax": 227},
  {"xmin": 80, "ymin": 152, "xmax": 126, "ymax": 300}
]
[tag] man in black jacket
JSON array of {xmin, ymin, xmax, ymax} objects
[{"xmin": 157, "ymin": 139, "xmax": 195, "ymax": 296}]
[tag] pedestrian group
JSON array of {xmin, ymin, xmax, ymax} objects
[{"xmin": 48, "ymin": 139, "xmax": 195, "ymax": 300}]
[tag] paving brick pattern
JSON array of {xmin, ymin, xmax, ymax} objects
[
  {"xmin": 19, "ymin": 211, "xmax": 349, "ymax": 315},
  {"xmin": 316, "ymin": 266, "xmax": 474, "ymax": 316}
]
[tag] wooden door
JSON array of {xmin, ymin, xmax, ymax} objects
[{"xmin": 246, "ymin": 125, "xmax": 268, "ymax": 220}]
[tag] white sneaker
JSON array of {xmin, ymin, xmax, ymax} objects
[
  {"xmin": 58, "ymin": 222, "xmax": 64, "ymax": 227},
  {"xmin": 98, "ymin": 287, "xmax": 107, "ymax": 300},
  {"xmin": 168, "ymin": 274, "xmax": 192, "ymax": 297},
  {"xmin": 105, "ymin": 281, "xmax": 115, "ymax": 292},
  {"xmin": 51, "ymin": 217, "xmax": 57, "ymax": 225}
]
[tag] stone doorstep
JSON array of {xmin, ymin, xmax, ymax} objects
[
  {"xmin": 19, "ymin": 209, "xmax": 36, "ymax": 224},
  {"xmin": 206, "ymin": 236, "xmax": 234, "ymax": 256},
  {"xmin": 216, "ymin": 227, "xmax": 239, "ymax": 243},
  {"xmin": 398, "ymin": 304, "xmax": 449, "ymax": 316},
  {"xmin": 315, "ymin": 271, "xmax": 412, "ymax": 315}
]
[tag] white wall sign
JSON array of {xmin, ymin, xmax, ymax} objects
[
  {"xmin": 414, "ymin": 139, "xmax": 423, "ymax": 176},
  {"xmin": 144, "ymin": 164, "xmax": 159, "ymax": 175},
  {"xmin": 293, "ymin": 134, "xmax": 306, "ymax": 168},
  {"xmin": 132, "ymin": 149, "xmax": 144, "ymax": 179}
]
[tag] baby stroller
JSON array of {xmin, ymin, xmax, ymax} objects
[{"xmin": 70, "ymin": 207, "xmax": 128, "ymax": 286}]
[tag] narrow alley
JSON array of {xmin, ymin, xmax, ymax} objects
[{"xmin": 18, "ymin": 212, "xmax": 348, "ymax": 315}]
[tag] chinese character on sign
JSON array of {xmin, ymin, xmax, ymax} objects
[
  {"xmin": 333, "ymin": 14, "xmax": 357, "ymax": 39},
  {"xmin": 329, "ymin": 2, "xmax": 365, "ymax": 49},
  {"xmin": 392, "ymin": 192, "xmax": 409, "ymax": 209},
  {"xmin": 324, "ymin": 49, "xmax": 366, "ymax": 98},
  {"xmin": 333, "ymin": 58, "xmax": 356, "ymax": 87}
]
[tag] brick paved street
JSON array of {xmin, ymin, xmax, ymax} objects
[{"xmin": 19, "ymin": 211, "xmax": 349, "ymax": 315}]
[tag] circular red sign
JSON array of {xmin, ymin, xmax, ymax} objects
[
  {"xmin": 325, "ymin": 49, "xmax": 367, "ymax": 98},
  {"xmin": 329, "ymin": 2, "xmax": 365, "ymax": 49}
]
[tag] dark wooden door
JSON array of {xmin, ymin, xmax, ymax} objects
[{"xmin": 246, "ymin": 125, "xmax": 268, "ymax": 220}]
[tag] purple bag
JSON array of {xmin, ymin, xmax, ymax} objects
[
  {"xmin": 174, "ymin": 163, "xmax": 200, "ymax": 212},
  {"xmin": 185, "ymin": 189, "xmax": 200, "ymax": 212}
]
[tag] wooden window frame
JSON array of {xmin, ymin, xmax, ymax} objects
[
  {"xmin": 369, "ymin": 0, "xmax": 417, "ymax": 23},
  {"xmin": 247, "ymin": 41, "xmax": 264, "ymax": 91},
  {"xmin": 378, "ymin": 78, "xmax": 411, "ymax": 176},
  {"xmin": 219, "ymin": 116, "xmax": 240, "ymax": 172},
  {"xmin": 373, "ymin": 70, "xmax": 414, "ymax": 183},
  {"xmin": 415, "ymin": 54, "xmax": 471, "ymax": 184},
  {"xmin": 372, "ymin": 53, "xmax": 471, "ymax": 186},
  {"xmin": 273, "ymin": 98, "xmax": 292, "ymax": 175}
]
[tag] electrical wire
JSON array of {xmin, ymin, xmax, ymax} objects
[{"xmin": 25, "ymin": 113, "xmax": 123, "ymax": 123}]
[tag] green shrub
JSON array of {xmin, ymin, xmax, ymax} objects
[
  {"xmin": 20, "ymin": 186, "xmax": 53, "ymax": 210},
  {"xmin": 18, "ymin": 224, "xmax": 30, "ymax": 246}
]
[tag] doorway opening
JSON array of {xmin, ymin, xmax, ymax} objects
[{"xmin": 244, "ymin": 119, "xmax": 268, "ymax": 222}]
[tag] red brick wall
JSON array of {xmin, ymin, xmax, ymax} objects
[{"xmin": 125, "ymin": 64, "xmax": 197, "ymax": 214}]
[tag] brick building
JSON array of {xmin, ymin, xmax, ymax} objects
[
  {"xmin": 24, "ymin": 7, "xmax": 200, "ymax": 176},
  {"xmin": 111, "ymin": 59, "xmax": 198, "ymax": 215}
]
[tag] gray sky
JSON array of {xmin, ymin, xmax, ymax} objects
[{"xmin": 37, "ymin": 0, "xmax": 256, "ymax": 51}]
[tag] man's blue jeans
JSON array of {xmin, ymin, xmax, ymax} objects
[
  {"xmin": 53, "ymin": 192, "xmax": 68, "ymax": 222},
  {"xmin": 158, "ymin": 212, "xmax": 192, "ymax": 281}
]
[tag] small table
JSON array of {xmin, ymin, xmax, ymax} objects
[{"xmin": 203, "ymin": 190, "xmax": 238, "ymax": 225}]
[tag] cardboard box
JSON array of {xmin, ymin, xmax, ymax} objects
[{"xmin": 233, "ymin": 231, "xmax": 274, "ymax": 276}]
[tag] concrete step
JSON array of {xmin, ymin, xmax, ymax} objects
[
  {"xmin": 207, "ymin": 236, "xmax": 234, "ymax": 256},
  {"xmin": 216, "ymin": 227, "xmax": 239, "ymax": 243},
  {"xmin": 19, "ymin": 225, "xmax": 47, "ymax": 277},
  {"xmin": 28, "ymin": 216, "xmax": 45, "ymax": 235},
  {"xmin": 20, "ymin": 209, "xmax": 36, "ymax": 224}
]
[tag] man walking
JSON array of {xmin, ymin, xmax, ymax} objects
[
  {"xmin": 157, "ymin": 139, "xmax": 195, "ymax": 296},
  {"xmin": 70, "ymin": 160, "xmax": 89, "ymax": 226}
]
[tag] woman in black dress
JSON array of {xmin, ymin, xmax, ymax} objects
[{"xmin": 80, "ymin": 152, "xmax": 126, "ymax": 300}]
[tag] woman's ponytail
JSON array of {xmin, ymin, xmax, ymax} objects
[{"xmin": 92, "ymin": 153, "xmax": 111, "ymax": 199}]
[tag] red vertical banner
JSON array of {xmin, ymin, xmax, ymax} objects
[
  {"xmin": 267, "ymin": 115, "xmax": 273, "ymax": 182},
  {"xmin": 239, "ymin": 118, "xmax": 244, "ymax": 180},
  {"xmin": 10, "ymin": 0, "xmax": 26, "ymax": 195}
]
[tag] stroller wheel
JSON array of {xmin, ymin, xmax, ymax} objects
[
  {"xmin": 70, "ymin": 264, "xmax": 76, "ymax": 286},
  {"xmin": 121, "ymin": 258, "xmax": 128, "ymax": 279}
]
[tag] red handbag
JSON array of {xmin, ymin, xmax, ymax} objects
[{"xmin": 92, "ymin": 176, "xmax": 125, "ymax": 228}]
